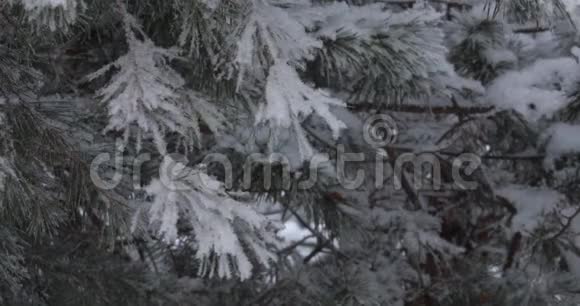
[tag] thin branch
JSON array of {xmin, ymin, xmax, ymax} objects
[
  {"xmin": 303, "ymin": 238, "xmax": 333, "ymax": 264},
  {"xmin": 284, "ymin": 205, "xmax": 348, "ymax": 261},
  {"xmin": 348, "ymin": 103, "xmax": 495, "ymax": 115},
  {"xmin": 549, "ymin": 206, "xmax": 580, "ymax": 241},
  {"xmin": 278, "ymin": 234, "xmax": 315, "ymax": 255},
  {"xmin": 385, "ymin": 146, "xmax": 425, "ymax": 210},
  {"xmin": 513, "ymin": 27, "xmax": 550, "ymax": 34}
]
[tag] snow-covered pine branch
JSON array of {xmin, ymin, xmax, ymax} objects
[
  {"xmin": 447, "ymin": 10, "xmax": 517, "ymax": 84},
  {"xmin": 302, "ymin": 2, "xmax": 483, "ymax": 104},
  {"xmin": 483, "ymin": 0, "xmax": 570, "ymax": 27},
  {"xmin": 136, "ymin": 156, "xmax": 282, "ymax": 280},
  {"xmin": 5, "ymin": 0, "xmax": 580, "ymax": 304},
  {"xmin": 175, "ymin": 0, "xmax": 225, "ymax": 58},
  {"xmin": 234, "ymin": 0, "xmax": 321, "ymax": 86},
  {"xmin": 9, "ymin": 0, "xmax": 84, "ymax": 31},
  {"xmin": 232, "ymin": 0, "xmax": 347, "ymax": 166},
  {"xmin": 257, "ymin": 63, "xmax": 346, "ymax": 164},
  {"xmin": 87, "ymin": 5, "xmax": 226, "ymax": 154}
]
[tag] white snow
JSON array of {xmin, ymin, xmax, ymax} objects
[
  {"xmin": 278, "ymin": 221, "xmax": 317, "ymax": 257},
  {"xmin": 483, "ymin": 49, "xmax": 518, "ymax": 66},
  {"xmin": 487, "ymin": 57, "xmax": 580, "ymax": 121},
  {"xmin": 544, "ymin": 123, "xmax": 580, "ymax": 156},
  {"xmin": 310, "ymin": 3, "xmax": 393, "ymax": 41},
  {"xmin": 497, "ymin": 185, "xmax": 563, "ymax": 234},
  {"xmin": 259, "ymin": 63, "xmax": 346, "ymax": 138},
  {"xmin": 235, "ymin": 0, "xmax": 321, "ymax": 88},
  {"xmin": 20, "ymin": 0, "xmax": 68, "ymax": 9},
  {"xmin": 202, "ymin": 0, "xmax": 220, "ymax": 10}
]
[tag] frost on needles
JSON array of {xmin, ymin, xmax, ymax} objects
[{"xmin": 3, "ymin": 0, "xmax": 580, "ymax": 305}]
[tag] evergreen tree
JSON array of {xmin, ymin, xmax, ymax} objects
[{"xmin": 2, "ymin": 0, "xmax": 580, "ymax": 305}]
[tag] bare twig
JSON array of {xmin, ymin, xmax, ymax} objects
[{"xmin": 549, "ymin": 206, "xmax": 580, "ymax": 241}]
